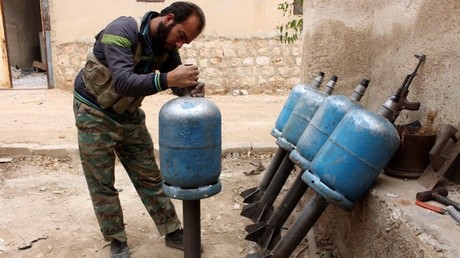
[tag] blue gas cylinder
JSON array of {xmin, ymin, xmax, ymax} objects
[
  {"xmin": 302, "ymin": 108, "xmax": 400, "ymax": 210},
  {"xmin": 277, "ymin": 76, "xmax": 337, "ymax": 151},
  {"xmin": 159, "ymin": 94, "xmax": 222, "ymax": 200},
  {"xmin": 271, "ymin": 72, "xmax": 325, "ymax": 139},
  {"xmin": 289, "ymin": 95, "xmax": 363, "ymax": 170},
  {"xmin": 289, "ymin": 78, "xmax": 369, "ymax": 170}
]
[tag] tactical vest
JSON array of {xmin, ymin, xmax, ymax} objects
[{"xmin": 82, "ymin": 42, "xmax": 168, "ymax": 114}]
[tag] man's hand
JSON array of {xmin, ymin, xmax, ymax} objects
[
  {"xmin": 167, "ymin": 64, "xmax": 200, "ymax": 88},
  {"xmin": 191, "ymin": 82, "xmax": 205, "ymax": 97}
]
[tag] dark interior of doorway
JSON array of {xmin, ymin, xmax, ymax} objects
[{"xmin": 3, "ymin": 0, "xmax": 47, "ymax": 89}]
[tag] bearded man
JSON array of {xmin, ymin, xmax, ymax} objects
[{"xmin": 72, "ymin": 2, "xmax": 206, "ymax": 257}]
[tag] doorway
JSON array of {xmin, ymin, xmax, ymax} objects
[{"xmin": 0, "ymin": 0, "xmax": 53, "ymax": 89}]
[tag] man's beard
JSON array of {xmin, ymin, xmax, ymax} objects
[{"xmin": 152, "ymin": 22, "xmax": 175, "ymax": 53}]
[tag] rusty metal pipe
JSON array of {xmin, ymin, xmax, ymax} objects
[
  {"xmin": 245, "ymin": 170, "xmax": 309, "ymax": 250},
  {"xmin": 268, "ymin": 193, "xmax": 328, "ymax": 258}
]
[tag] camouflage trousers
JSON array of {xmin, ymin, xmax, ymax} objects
[{"xmin": 73, "ymin": 97, "xmax": 181, "ymax": 242}]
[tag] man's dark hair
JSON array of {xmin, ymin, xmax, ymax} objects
[{"xmin": 160, "ymin": 2, "xmax": 206, "ymax": 34}]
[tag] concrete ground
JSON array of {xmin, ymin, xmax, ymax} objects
[{"xmin": 1, "ymin": 87, "xmax": 459, "ymax": 257}]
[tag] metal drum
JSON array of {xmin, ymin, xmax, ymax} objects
[
  {"xmin": 303, "ymin": 108, "xmax": 400, "ymax": 211},
  {"xmin": 159, "ymin": 94, "xmax": 222, "ymax": 200}
]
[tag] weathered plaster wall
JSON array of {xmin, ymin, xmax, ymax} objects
[
  {"xmin": 298, "ymin": 0, "xmax": 460, "ymax": 255},
  {"xmin": 49, "ymin": 0, "xmax": 459, "ymax": 126},
  {"xmin": 50, "ymin": 0, "xmax": 289, "ymax": 44},
  {"xmin": 300, "ymin": 0, "xmax": 459, "ymax": 127},
  {"xmin": 49, "ymin": 0, "xmax": 301, "ymax": 94}
]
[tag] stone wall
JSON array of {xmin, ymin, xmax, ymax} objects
[{"xmin": 54, "ymin": 36, "xmax": 303, "ymax": 95}]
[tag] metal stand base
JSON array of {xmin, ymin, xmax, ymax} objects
[{"xmin": 183, "ymin": 200, "xmax": 201, "ymax": 258}]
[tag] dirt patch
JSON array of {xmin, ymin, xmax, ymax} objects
[{"xmin": 0, "ymin": 152, "xmax": 335, "ymax": 258}]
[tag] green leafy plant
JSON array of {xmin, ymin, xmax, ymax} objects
[{"xmin": 276, "ymin": 1, "xmax": 303, "ymax": 44}]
